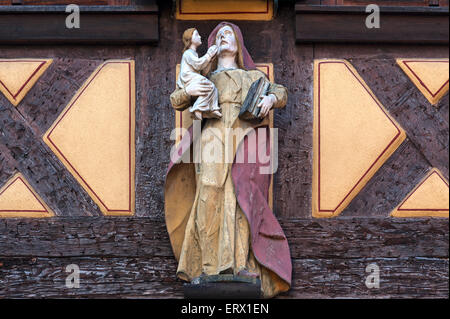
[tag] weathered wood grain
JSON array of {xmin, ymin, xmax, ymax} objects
[
  {"xmin": 0, "ymin": 256, "xmax": 183, "ymax": 298},
  {"xmin": 0, "ymin": 98, "xmax": 103, "ymax": 217},
  {"xmin": 16, "ymin": 58, "xmax": 101, "ymax": 136},
  {"xmin": 336, "ymin": 0, "xmax": 425, "ymax": 5},
  {"xmin": 0, "ymin": 218, "xmax": 447, "ymax": 259},
  {"xmin": 0, "ymin": 143, "xmax": 17, "ymax": 186},
  {"xmin": 286, "ymin": 257, "xmax": 448, "ymax": 299},
  {"xmin": 0, "ymin": 1, "xmax": 115, "ymax": 4},
  {"xmin": 439, "ymin": 94, "xmax": 449, "ymax": 125},
  {"xmin": 21, "ymin": 1, "xmax": 110, "ymax": 4},
  {"xmin": 0, "ymin": 256, "xmax": 447, "ymax": 298},
  {"xmin": 335, "ymin": 0, "xmax": 448, "ymax": 6},
  {"xmin": 0, "ymin": 4, "xmax": 159, "ymax": 44},
  {"xmin": 296, "ymin": 5, "xmax": 449, "ymax": 44},
  {"xmin": 282, "ymin": 218, "xmax": 449, "ymax": 259},
  {"xmin": 134, "ymin": 9, "xmax": 184, "ymax": 219},
  {"xmin": 351, "ymin": 58, "xmax": 449, "ymax": 180},
  {"xmin": 341, "ymin": 139, "xmax": 431, "ymax": 217}
]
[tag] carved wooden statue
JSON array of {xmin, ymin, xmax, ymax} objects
[{"xmin": 165, "ymin": 22, "xmax": 291, "ymax": 298}]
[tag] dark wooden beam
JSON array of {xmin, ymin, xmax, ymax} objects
[
  {"xmin": 0, "ymin": 218, "xmax": 447, "ymax": 298},
  {"xmin": 0, "ymin": 256, "xmax": 447, "ymax": 298},
  {"xmin": 0, "ymin": 4, "xmax": 159, "ymax": 44},
  {"xmin": 296, "ymin": 5, "xmax": 449, "ymax": 44},
  {"xmin": 0, "ymin": 217, "xmax": 447, "ymax": 259}
]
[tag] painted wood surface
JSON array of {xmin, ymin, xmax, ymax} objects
[
  {"xmin": 0, "ymin": 1, "xmax": 448, "ymax": 298},
  {"xmin": 295, "ymin": 5, "xmax": 449, "ymax": 44},
  {"xmin": 0, "ymin": 218, "xmax": 448, "ymax": 298},
  {"xmin": 0, "ymin": 3, "xmax": 158, "ymax": 44}
]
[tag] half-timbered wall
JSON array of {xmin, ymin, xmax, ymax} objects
[{"xmin": 0, "ymin": 1, "xmax": 448, "ymax": 298}]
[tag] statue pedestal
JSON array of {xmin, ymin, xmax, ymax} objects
[{"xmin": 183, "ymin": 274, "xmax": 261, "ymax": 299}]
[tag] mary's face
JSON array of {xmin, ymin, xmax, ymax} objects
[{"xmin": 215, "ymin": 25, "xmax": 237, "ymax": 56}]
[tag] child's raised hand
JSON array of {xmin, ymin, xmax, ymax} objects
[{"xmin": 207, "ymin": 45, "xmax": 218, "ymax": 57}]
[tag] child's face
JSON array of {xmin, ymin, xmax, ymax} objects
[{"xmin": 191, "ymin": 30, "xmax": 202, "ymax": 46}]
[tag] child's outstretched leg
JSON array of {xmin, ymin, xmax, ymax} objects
[{"xmin": 210, "ymin": 110, "xmax": 222, "ymax": 119}]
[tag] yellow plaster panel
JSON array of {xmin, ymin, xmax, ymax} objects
[
  {"xmin": 397, "ymin": 58, "xmax": 449, "ymax": 106},
  {"xmin": 313, "ymin": 59, "xmax": 406, "ymax": 218},
  {"xmin": 43, "ymin": 60, "xmax": 135, "ymax": 216},
  {"xmin": 391, "ymin": 168, "xmax": 449, "ymax": 218},
  {"xmin": 0, "ymin": 172, "xmax": 53, "ymax": 218},
  {"xmin": 175, "ymin": 0, "xmax": 273, "ymax": 20},
  {"xmin": 0, "ymin": 59, "xmax": 52, "ymax": 106}
]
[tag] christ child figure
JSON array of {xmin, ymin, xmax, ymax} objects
[{"xmin": 177, "ymin": 28, "xmax": 221, "ymax": 120}]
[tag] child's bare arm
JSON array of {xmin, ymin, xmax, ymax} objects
[
  {"xmin": 201, "ymin": 60, "xmax": 213, "ymax": 76},
  {"xmin": 200, "ymin": 45, "xmax": 218, "ymax": 75},
  {"xmin": 186, "ymin": 45, "xmax": 218, "ymax": 72}
]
